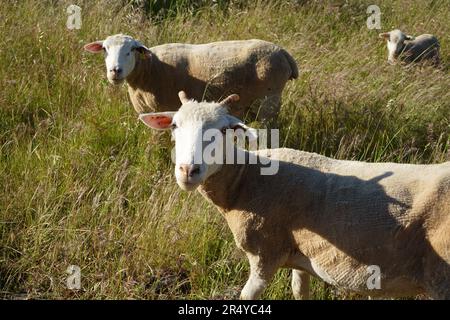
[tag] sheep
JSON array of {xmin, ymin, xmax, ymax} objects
[
  {"xmin": 84, "ymin": 34, "xmax": 299, "ymax": 122},
  {"xmin": 138, "ymin": 92, "xmax": 450, "ymax": 300},
  {"xmin": 379, "ymin": 29, "xmax": 440, "ymax": 65}
]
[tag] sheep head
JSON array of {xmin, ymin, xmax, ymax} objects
[
  {"xmin": 139, "ymin": 91, "xmax": 256, "ymax": 191},
  {"xmin": 379, "ymin": 29, "xmax": 414, "ymax": 64},
  {"xmin": 84, "ymin": 34, "xmax": 151, "ymax": 85}
]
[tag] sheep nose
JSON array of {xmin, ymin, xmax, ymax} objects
[
  {"xmin": 178, "ymin": 164, "xmax": 201, "ymax": 178},
  {"xmin": 110, "ymin": 67, "xmax": 122, "ymax": 75}
]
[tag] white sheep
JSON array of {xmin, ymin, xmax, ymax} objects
[
  {"xmin": 84, "ymin": 34, "xmax": 298, "ymax": 121},
  {"xmin": 139, "ymin": 92, "xmax": 450, "ymax": 299},
  {"xmin": 379, "ymin": 29, "xmax": 440, "ymax": 65}
]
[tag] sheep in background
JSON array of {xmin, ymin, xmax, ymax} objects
[
  {"xmin": 84, "ymin": 34, "xmax": 298, "ymax": 122},
  {"xmin": 139, "ymin": 92, "xmax": 450, "ymax": 299},
  {"xmin": 379, "ymin": 29, "xmax": 440, "ymax": 66}
]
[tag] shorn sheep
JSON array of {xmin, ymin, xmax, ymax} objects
[
  {"xmin": 139, "ymin": 92, "xmax": 450, "ymax": 299},
  {"xmin": 84, "ymin": 34, "xmax": 298, "ymax": 121},
  {"xmin": 379, "ymin": 29, "xmax": 440, "ymax": 65}
]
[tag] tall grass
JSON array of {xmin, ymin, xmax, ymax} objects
[{"xmin": 0, "ymin": 0, "xmax": 449, "ymax": 299}]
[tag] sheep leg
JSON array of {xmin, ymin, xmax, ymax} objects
[
  {"xmin": 292, "ymin": 269, "xmax": 310, "ymax": 300},
  {"xmin": 240, "ymin": 254, "xmax": 277, "ymax": 300}
]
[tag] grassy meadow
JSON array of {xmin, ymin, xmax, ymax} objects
[{"xmin": 0, "ymin": 0, "xmax": 449, "ymax": 299}]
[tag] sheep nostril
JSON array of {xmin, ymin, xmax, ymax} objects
[
  {"xmin": 189, "ymin": 166, "xmax": 200, "ymax": 177},
  {"xmin": 179, "ymin": 164, "xmax": 200, "ymax": 178},
  {"xmin": 111, "ymin": 67, "xmax": 122, "ymax": 75}
]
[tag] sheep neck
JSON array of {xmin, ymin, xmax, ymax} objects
[
  {"xmin": 395, "ymin": 41, "xmax": 407, "ymax": 58},
  {"xmin": 197, "ymin": 148, "xmax": 331, "ymax": 227},
  {"xmin": 126, "ymin": 54, "xmax": 155, "ymax": 90},
  {"xmin": 197, "ymin": 147, "xmax": 250, "ymax": 212}
]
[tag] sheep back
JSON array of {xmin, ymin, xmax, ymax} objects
[
  {"xmin": 127, "ymin": 40, "xmax": 298, "ymax": 119},
  {"xmin": 401, "ymin": 34, "xmax": 440, "ymax": 64}
]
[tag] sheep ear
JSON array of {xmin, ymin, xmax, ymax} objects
[
  {"xmin": 378, "ymin": 32, "xmax": 390, "ymax": 40},
  {"xmin": 227, "ymin": 115, "xmax": 258, "ymax": 141},
  {"xmin": 134, "ymin": 41, "xmax": 152, "ymax": 59},
  {"xmin": 178, "ymin": 91, "xmax": 190, "ymax": 104},
  {"xmin": 220, "ymin": 94, "xmax": 240, "ymax": 105},
  {"xmin": 84, "ymin": 41, "xmax": 104, "ymax": 53},
  {"xmin": 139, "ymin": 112, "xmax": 175, "ymax": 130}
]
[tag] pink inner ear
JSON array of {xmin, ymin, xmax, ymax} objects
[
  {"xmin": 141, "ymin": 115, "xmax": 173, "ymax": 129},
  {"xmin": 84, "ymin": 42, "xmax": 103, "ymax": 53}
]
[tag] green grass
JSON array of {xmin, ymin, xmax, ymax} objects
[{"xmin": 0, "ymin": 0, "xmax": 449, "ymax": 299}]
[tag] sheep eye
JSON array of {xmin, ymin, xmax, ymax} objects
[
  {"xmin": 126, "ymin": 52, "xmax": 130, "ymax": 56},
  {"xmin": 171, "ymin": 122, "xmax": 177, "ymax": 129}
]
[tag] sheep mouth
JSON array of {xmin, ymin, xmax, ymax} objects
[
  {"xmin": 177, "ymin": 180, "xmax": 200, "ymax": 191},
  {"xmin": 108, "ymin": 78, "xmax": 125, "ymax": 85}
]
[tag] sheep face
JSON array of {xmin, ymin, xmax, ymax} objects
[
  {"xmin": 379, "ymin": 29, "xmax": 413, "ymax": 63},
  {"xmin": 139, "ymin": 92, "xmax": 255, "ymax": 191},
  {"xmin": 84, "ymin": 34, "xmax": 151, "ymax": 85}
]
